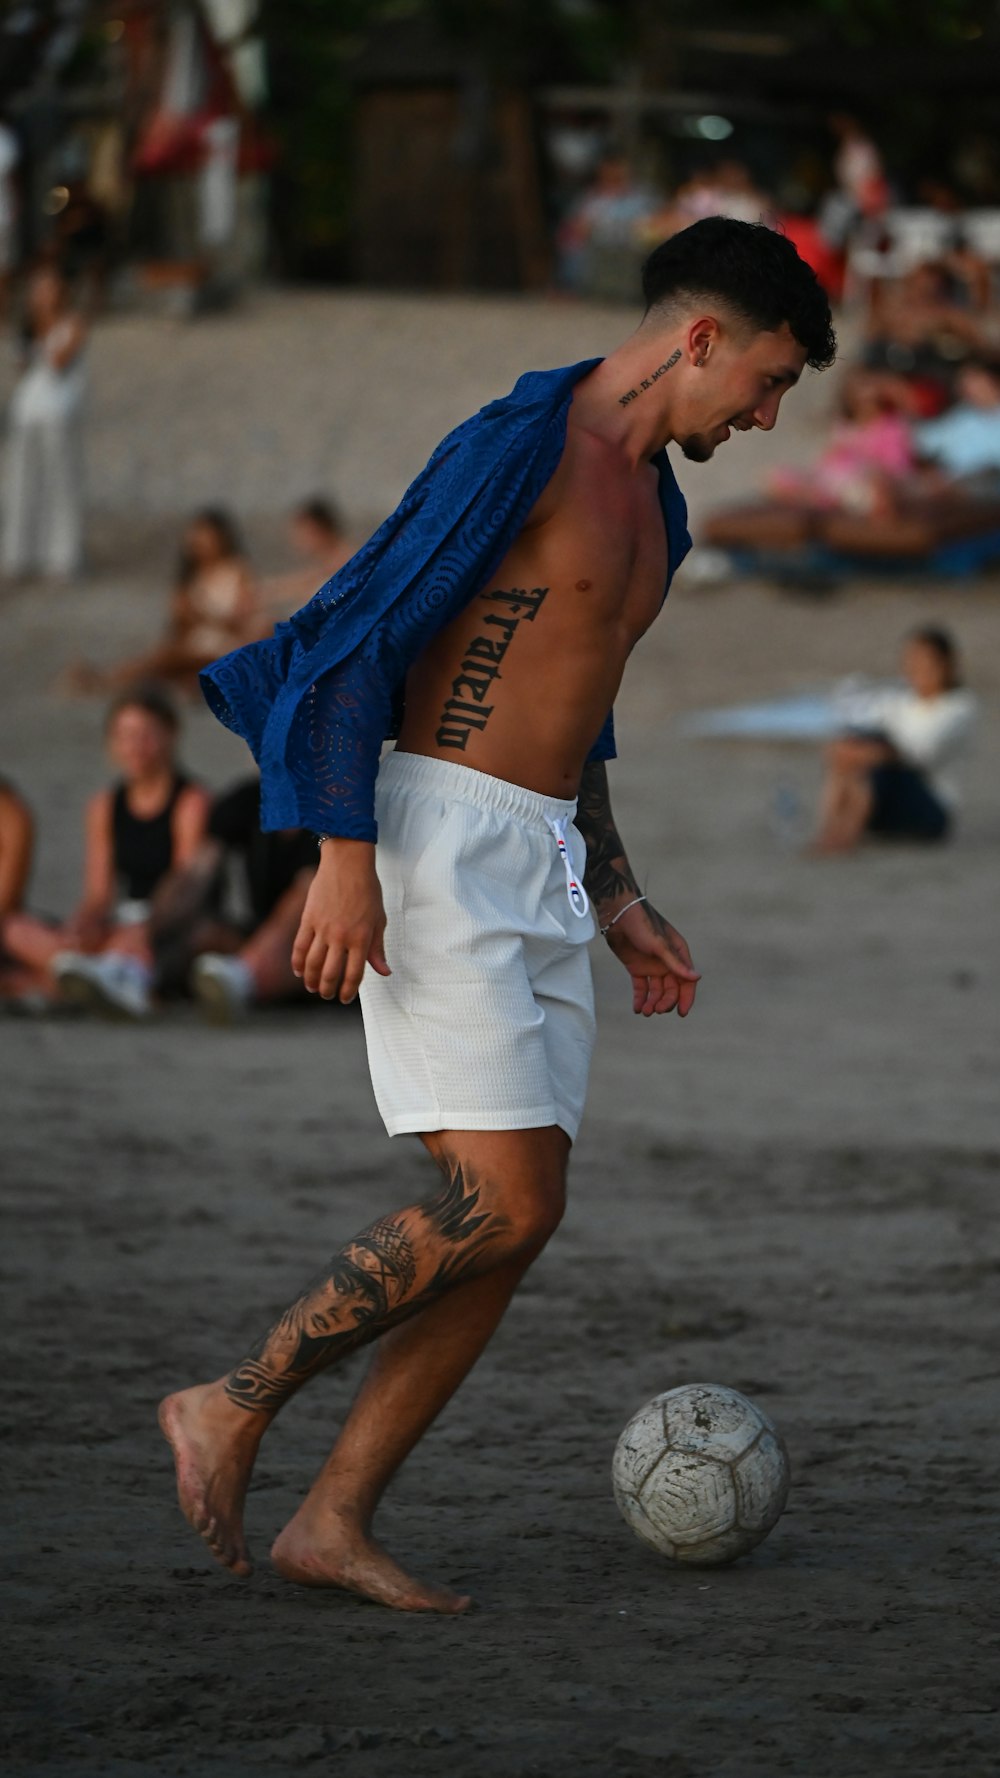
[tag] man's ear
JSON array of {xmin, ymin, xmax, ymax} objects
[{"xmin": 686, "ymin": 316, "xmax": 721, "ymax": 368}]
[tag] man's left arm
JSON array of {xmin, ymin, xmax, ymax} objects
[{"xmin": 576, "ymin": 761, "xmax": 700, "ymax": 1018}]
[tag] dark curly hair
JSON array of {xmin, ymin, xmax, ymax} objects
[{"xmin": 642, "ymin": 218, "xmax": 837, "ymax": 372}]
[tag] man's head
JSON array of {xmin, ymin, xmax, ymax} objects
[{"xmin": 639, "ymin": 218, "xmax": 836, "ymax": 462}]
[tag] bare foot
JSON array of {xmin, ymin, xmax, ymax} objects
[
  {"xmin": 158, "ymin": 1382, "xmax": 262, "ymax": 1578},
  {"xmin": 271, "ymin": 1507, "xmax": 472, "ymax": 1614}
]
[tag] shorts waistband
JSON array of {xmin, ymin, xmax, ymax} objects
[{"xmin": 378, "ymin": 750, "xmax": 578, "ymax": 829}]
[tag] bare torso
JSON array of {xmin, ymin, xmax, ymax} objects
[{"xmin": 397, "ymin": 417, "xmax": 668, "ymax": 797}]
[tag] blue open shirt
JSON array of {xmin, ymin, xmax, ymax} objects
[{"xmin": 201, "ymin": 358, "xmax": 691, "ymax": 839}]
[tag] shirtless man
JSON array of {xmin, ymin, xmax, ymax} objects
[{"xmin": 160, "ymin": 219, "xmax": 835, "ymax": 1612}]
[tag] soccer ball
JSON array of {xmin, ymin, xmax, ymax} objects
[{"xmin": 612, "ymin": 1383, "xmax": 790, "ymax": 1567}]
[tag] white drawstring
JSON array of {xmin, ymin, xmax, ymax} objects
[{"xmin": 545, "ymin": 815, "xmax": 590, "ymax": 919}]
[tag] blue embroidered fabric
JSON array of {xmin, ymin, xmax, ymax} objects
[{"xmin": 201, "ymin": 359, "xmax": 691, "ymax": 838}]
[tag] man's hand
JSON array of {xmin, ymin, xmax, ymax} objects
[
  {"xmin": 291, "ymin": 839, "xmax": 390, "ymax": 1003},
  {"xmin": 604, "ymin": 899, "xmax": 700, "ymax": 1017}
]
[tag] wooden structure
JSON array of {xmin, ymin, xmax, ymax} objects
[{"xmin": 350, "ymin": 25, "xmax": 550, "ymax": 293}]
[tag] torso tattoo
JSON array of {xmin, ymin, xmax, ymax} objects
[{"xmin": 435, "ymin": 584, "xmax": 548, "ymax": 751}]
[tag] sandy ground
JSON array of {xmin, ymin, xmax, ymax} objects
[{"xmin": 2, "ymin": 290, "xmax": 999, "ymax": 1777}]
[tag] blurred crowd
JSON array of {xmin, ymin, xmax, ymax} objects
[
  {"xmin": 0, "ymin": 104, "xmax": 986, "ymax": 1022},
  {"xmin": 0, "ymin": 489, "xmax": 355, "ymax": 1022},
  {"xmin": 0, "ymin": 498, "xmax": 977, "ymax": 1025},
  {"xmin": 701, "ymin": 277, "xmax": 1000, "ymax": 572}
]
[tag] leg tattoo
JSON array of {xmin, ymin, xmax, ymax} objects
[{"xmin": 224, "ymin": 1155, "xmax": 508, "ymax": 1413}]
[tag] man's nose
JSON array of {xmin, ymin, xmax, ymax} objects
[{"xmin": 752, "ymin": 401, "xmax": 779, "ymax": 431}]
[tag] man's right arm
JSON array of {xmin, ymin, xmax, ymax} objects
[{"xmin": 291, "ymin": 837, "xmax": 391, "ymax": 1004}]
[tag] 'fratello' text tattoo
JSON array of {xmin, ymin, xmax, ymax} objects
[
  {"xmin": 435, "ymin": 585, "xmax": 548, "ymax": 751},
  {"xmin": 618, "ymin": 348, "xmax": 681, "ymax": 408},
  {"xmin": 223, "ymin": 1154, "xmax": 508, "ymax": 1414}
]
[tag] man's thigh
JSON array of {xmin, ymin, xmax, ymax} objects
[{"xmin": 421, "ymin": 1126, "xmax": 571, "ymax": 1180}]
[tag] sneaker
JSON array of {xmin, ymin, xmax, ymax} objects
[
  {"xmin": 191, "ymin": 953, "xmax": 254, "ymax": 1025},
  {"xmin": 52, "ymin": 951, "xmax": 153, "ymax": 1020}
]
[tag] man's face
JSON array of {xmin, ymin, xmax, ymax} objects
[{"xmin": 678, "ymin": 323, "xmax": 808, "ymax": 463}]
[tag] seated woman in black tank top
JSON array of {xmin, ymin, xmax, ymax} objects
[{"xmin": 0, "ymin": 686, "xmax": 210, "ymax": 1014}]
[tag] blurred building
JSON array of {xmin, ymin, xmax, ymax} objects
[{"xmin": 347, "ymin": 20, "xmax": 550, "ymax": 292}]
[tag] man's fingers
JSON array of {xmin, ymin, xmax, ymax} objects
[
  {"xmin": 338, "ymin": 944, "xmax": 368, "ymax": 1005},
  {"xmin": 306, "ymin": 934, "xmax": 341, "ymax": 998},
  {"xmin": 367, "ymin": 925, "xmax": 391, "ymax": 979},
  {"xmin": 630, "ymin": 970, "xmax": 692, "ymax": 1017},
  {"xmin": 655, "ymin": 942, "xmax": 700, "ymax": 981},
  {"xmin": 652, "ymin": 979, "xmax": 680, "ymax": 1015},
  {"xmin": 291, "ymin": 918, "xmax": 314, "ymax": 978},
  {"xmin": 633, "ymin": 973, "xmax": 665, "ymax": 1017},
  {"xmin": 677, "ymin": 977, "xmax": 699, "ymax": 1017}
]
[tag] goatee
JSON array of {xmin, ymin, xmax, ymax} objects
[{"xmin": 680, "ymin": 434, "xmax": 715, "ymax": 463}]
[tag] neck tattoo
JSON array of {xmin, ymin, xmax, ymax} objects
[{"xmin": 618, "ymin": 348, "xmax": 681, "ymax": 409}]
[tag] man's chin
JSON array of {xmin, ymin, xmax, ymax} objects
[{"xmin": 680, "ymin": 434, "xmax": 716, "ymax": 463}]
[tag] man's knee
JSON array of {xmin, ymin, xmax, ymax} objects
[
  {"xmin": 504, "ymin": 1167, "xmax": 567, "ymax": 1256},
  {"xmin": 424, "ymin": 1129, "xmax": 569, "ymax": 1258}
]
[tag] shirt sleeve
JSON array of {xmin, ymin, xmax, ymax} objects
[
  {"xmin": 263, "ymin": 641, "xmax": 395, "ymax": 841},
  {"xmin": 586, "ymin": 707, "xmax": 617, "ymax": 763}
]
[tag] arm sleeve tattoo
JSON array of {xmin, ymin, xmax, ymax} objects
[{"xmin": 575, "ymin": 761, "xmax": 640, "ymax": 919}]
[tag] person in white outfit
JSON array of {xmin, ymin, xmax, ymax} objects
[
  {"xmin": 812, "ymin": 627, "xmax": 977, "ymax": 851},
  {"xmin": 2, "ymin": 267, "xmax": 87, "ymax": 579}
]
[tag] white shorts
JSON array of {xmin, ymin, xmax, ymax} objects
[{"xmin": 360, "ymin": 751, "xmax": 596, "ymax": 1142}]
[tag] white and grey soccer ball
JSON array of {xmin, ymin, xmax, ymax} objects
[{"xmin": 612, "ymin": 1383, "xmax": 790, "ymax": 1567}]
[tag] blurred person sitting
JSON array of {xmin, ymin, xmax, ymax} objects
[
  {"xmin": 702, "ymin": 369, "xmax": 917, "ymax": 555},
  {"xmin": 150, "ymin": 776, "xmax": 317, "ymax": 1023},
  {"xmin": 256, "ymin": 497, "xmax": 354, "ymax": 621},
  {"xmin": 0, "ymin": 776, "xmax": 36, "ymax": 1001},
  {"xmin": 911, "ymin": 357, "xmax": 1000, "ymax": 494},
  {"xmin": 912, "ymin": 178, "xmax": 993, "ymax": 311},
  {"xmin": 556, "ymin": 153, "xmax": 658, "ymax": 297},
  {"xmin": 811, "ymin": 628, "xmax": 976, "ymax": 853},
  {"xmin": 1, "ymin": 266, "xmax": 87, "ymax": 580},
  {"xmin": 768, "ymin": 368, "xmax": 916, "ymax": 515},
  {"xmin": 709, "ymin": 159, "xmax": 774, "ymax": 226},
  {"xmin": 641, "ymin": 163, "xmax": 774, "ymax": 264},
  {"xmin": 862, "ymin": 261, "xmax": 991, "ymax": 415},
  {"xmin": 638, "ymin": 166, "xmax": 719, "ymax": 247},
  {"xmin": 0, "ymin": 776, "xmax": 33, "ymax": 921},
  {"xmin": 70, "ymin": 508, "xmax": 258, "ymax": 693},
  {"xmin": 819, "ymin": 360, "xmax": 1000, "ymax": 559},
  {"xmin": 0, "ymin": 686, "xmax": 209, "ymax": 1014}
]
